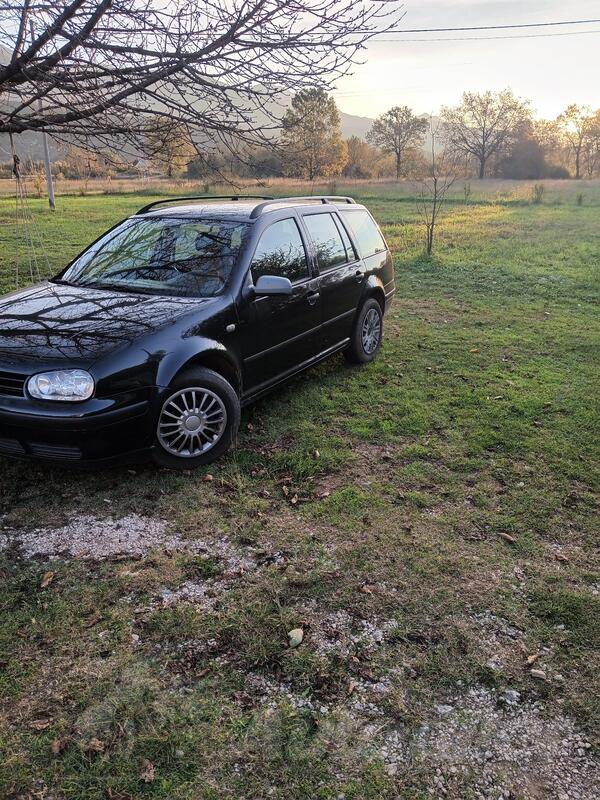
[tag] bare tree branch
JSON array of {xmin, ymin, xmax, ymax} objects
[{"xmin": 0, "ymin": 0, "xmax": 402, "ymax": 158}]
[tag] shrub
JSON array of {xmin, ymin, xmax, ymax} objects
[{"xmin": 531, "ymin": 184, "xmax": 544, "ymax": 205}]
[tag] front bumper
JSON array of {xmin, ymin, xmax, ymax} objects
[{"xmin": 0, "ymin": 389, "xmax": 157, "ymax": 466}]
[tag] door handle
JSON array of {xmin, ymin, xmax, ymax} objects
[
  {"xmin": 355, "ymin": 269, "xmax": 365, "ymax": 283},
  {"xmin": 307, "ymin": 291, "xmax": 320, "ymax": 306}
]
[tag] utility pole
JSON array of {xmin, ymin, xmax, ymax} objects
[{"xmin": 30, "ymin": 20, "xmax": 55, "ymax": 210}]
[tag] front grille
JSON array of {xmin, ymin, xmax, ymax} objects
[
  {"xmin": 0, "ymin": 437, "xmax": 26, "ymax": 456},
  {"xmin": 0, "ymin": 370, "xmax": 26, "ymax": 398},
  {"xmin": 28, "ymin": 443, "xmax": 82, "ymax": 461}
]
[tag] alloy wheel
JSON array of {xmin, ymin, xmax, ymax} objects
[
  {"xmin": 157, "ymin": 387, "xmax": 227, "ymax": 457},
  {"xmin": 361, "ymin": 307, "xmax": 382, "ymax": 355}
]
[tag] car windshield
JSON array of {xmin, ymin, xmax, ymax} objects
[{"xmin": 59, "ymin": 217, "xmax": 249, "ymax": 298}]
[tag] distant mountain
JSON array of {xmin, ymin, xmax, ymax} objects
[
  {"xmin": 340, "ymin": 110, "xmax": 443, "ymax": 153},
  {"xmin": 339, "ymin": 112, "xmax": 374, "ymax": 139}
]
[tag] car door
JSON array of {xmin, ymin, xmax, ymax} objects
[
  {"xmin": 300, "ymin": 211, "xmax": 365, "ymax": 347},
  {"xmin": 239, "ymin": 216, "xmax": 322, "ymax": 392}
]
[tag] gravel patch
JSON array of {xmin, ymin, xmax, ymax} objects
[
  {"xmin": 306, "ymin": 610, "xmax": 399, "ymax": 658},
  {"xmin": 245, "ymin": 673, "xmax": 331, "ymax": 715},
  {"xmin": 0, "ymin": 513, "xmax": 222, "ymax": 560},
  {"xmin": 156, "ymin": 539, "xmax": 258, "ymax": 611},
  {"xmin": 412, "ymin": 686, "xmax": 600, "ymax": 800}
]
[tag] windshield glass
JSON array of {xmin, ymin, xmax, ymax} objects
[{"xmin": 60, "ymin": 217, "xmax": 249, "ymax": 297}]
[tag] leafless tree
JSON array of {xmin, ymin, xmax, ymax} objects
[
  {"xmin": 557, "ymin": 104, "xmax": 594, "ymax": 180},
  {"xmin": 0, "ymin": 0, "xmax": 400, "ymax": 159},
  {"xmin": 441, "ymin": 89, "xmax": 531, "ymax": 179},
  {"xmin": 416, "ymin": 118, "xmax": 455, "ymax": 257}
]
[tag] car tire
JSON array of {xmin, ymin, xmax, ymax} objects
[
  {"xmin": 344, "ymin": 298, "xmax": 384, "ymax": 364},
  {"xmin": 152, "ymin": 367, "xmax": 240, "ymax": 469}
]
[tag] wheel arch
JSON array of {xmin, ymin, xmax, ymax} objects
[
  {"xmin": 361, "ymin": 276, "xmax": 386, "ymax": 315},
  {"xmin": 157, "ymin": 342, "xmax": 242, "ymax": 397}
]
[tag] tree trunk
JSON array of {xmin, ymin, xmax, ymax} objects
[
  {"xmin": 575, "ymin": 149, "xmax": 581, "ymax": 179},
  {"xmin": 395, "ymin": 152, "xmax": 401, "ymax": 180},
  {"xmin": 478, "ymin": 158, "xmax": 485, "ymax": 179}
]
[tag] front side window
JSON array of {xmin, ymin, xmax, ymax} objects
[
  {"xmin": 341, "ymin": 209, "xmax": 386, "ymax": 258},
  {"xmin": 303, "ymin": 213, "xmax": 347, "ymax": 271},
  {"xmin": 60, "ymin": 218, "xmax": 249, "ymax": 297},
  {"xmin": 251, "ymin": 218, "xmax": 309, "ymax": 284}
]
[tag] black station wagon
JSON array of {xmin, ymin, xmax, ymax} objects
[{"xmin": 0, "ymin": 196, "xmax": 395, "ymax": 468}]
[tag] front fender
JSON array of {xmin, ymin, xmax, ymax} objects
[{"xmin": 155, "ymin": 338, "xmax": 241, "ymax": 389}]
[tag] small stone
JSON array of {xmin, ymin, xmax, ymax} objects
[
  {"xmin": 288, "ymin": 628, "xmax": 304, "ymax": 648},
  {"xmin": 435, "ymin": 704, "xmax": 454, "ymax": 716},
  {"xmin": 501, "ymin": 689, "xmax": 521, "ymax": 705},
  {"xmin": 530, "ymin": 668, "xmax": 546, "ymax": 680}
]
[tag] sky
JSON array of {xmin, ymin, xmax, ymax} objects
[{"xmin": 332, "ymin": 0, "xmax": 600, "ymax": 120}]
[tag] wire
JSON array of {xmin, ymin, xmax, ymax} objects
[
  {"xmin": 376, "ymin": 29, "xmax": 600, "ymax": 43},
  {"xmin": 367, "ymin": 18, "xmax": 600, "ymax": 35}
]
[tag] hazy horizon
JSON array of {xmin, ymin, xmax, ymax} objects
[{"xmin": 332, "ymin": 0, "xmax": 600, "ymax": 120}]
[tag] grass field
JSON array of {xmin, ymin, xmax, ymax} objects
[{"xmin": 0, "ymin": 180, "xmax": 599, "ymax": 799}]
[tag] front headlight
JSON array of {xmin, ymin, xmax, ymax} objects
[{"xmin": 27, "ymin": 369, "xmax": 95, "ymax": 402}]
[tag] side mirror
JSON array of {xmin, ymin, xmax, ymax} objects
[{"xmin": 254, "ymin": 275, "xmax": 293, "ymax": 297}]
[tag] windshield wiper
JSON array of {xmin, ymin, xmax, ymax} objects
[{"xmin": 78, "ymin": 281, "xmax": 151, "ymax": 295}]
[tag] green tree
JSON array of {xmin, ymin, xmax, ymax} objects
[
  {"xmin": 281, "ymin": 89, "xmax": 347, "ymax": 180},
  {"xmin": 367, "ymin": 106, "xmax": 427, "ymax": 179}
]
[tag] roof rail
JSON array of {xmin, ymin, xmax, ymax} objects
[
  {"xmin": 249, "ymin": 196, "xmax": 356, "ymax": 219},
  {"xmin": 136, "ymin": 195, "xmax": 274, "ymax": 215}
]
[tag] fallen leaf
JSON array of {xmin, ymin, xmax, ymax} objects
[
  {"xmin": 86, "ymin": 737, "xmax": 105, "ymax": 752},
  {"xmin": 290, "ymin": 493, "xmax": 299, "ymax": 505},
  {"xmin": 469, "ymin": 347, "xmax": 480, "ymax": 353},
  {"xmin": 313, "ymin": 449, "xmax": 320, "ymax": 458},
  {"xmin": 526, "ymin": 653, "xmax": 540, "ymax": 666},
  {"xmin": 40, "ymin": 571, "xmax": 55, "ymax": 589},
  {"xmin": 83, "ymin": 614, "xmax": 103, "ymax": 628},
  {"xmin": 203, "ymin": 473, "xmax": 213, "ymax": 482},
  {"xmin": 554, "ymin": 552, "xmax": 569, "ymax": 563},
  {"xmin": 51, "ymin": 737, "xmax": 67, "ymax": 755},
  {"xmin": 497, "ymin": 532, "xmax": 516, "ymax": 544},
  {"xmin": 140, "ymin": 759, "xmax": 155, "ymax": 782},
  {"xmin": 29, "ymin": 718, "xmax": 51, "ymax": 730}
]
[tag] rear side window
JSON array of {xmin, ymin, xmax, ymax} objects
[
  {"xmin": 342, "ymin": 210, "xmax": 386, "ymax": 257},
  {"xmin": 251, "ymin": 218, "xmax": 309, "ymax": 283},
  {"xmin": 303, "ymin": 213, "xmax": 347, "ymax": 271}
]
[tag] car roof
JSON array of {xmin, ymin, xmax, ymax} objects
[
  {"xmin": 138, "ymin": 202, "xmax": 260, "ymax": 221},
  {"xmin": 133, "ymin": 196, "xmax": 366, "ymax": 222}
]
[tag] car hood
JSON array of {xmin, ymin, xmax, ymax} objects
[{"xmin": 0, "ymin": 281, "xmax": 212, "ymax": 369}]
